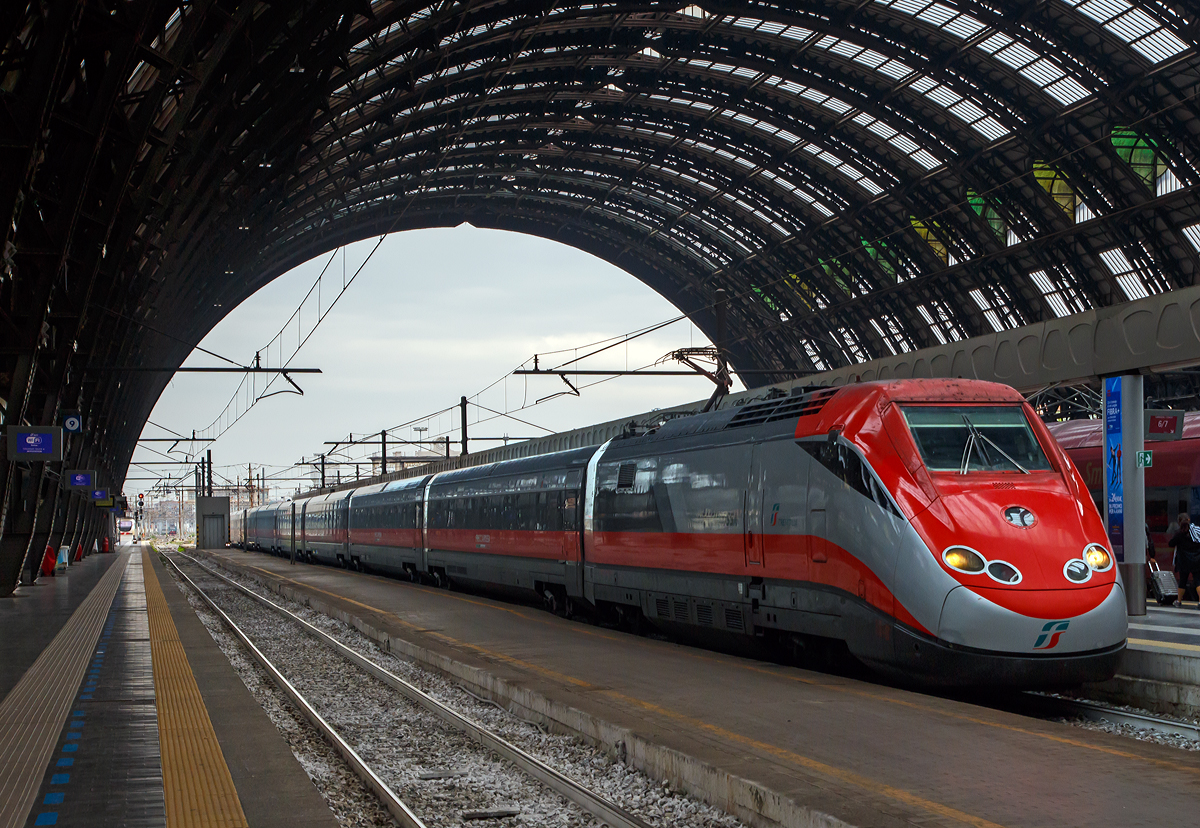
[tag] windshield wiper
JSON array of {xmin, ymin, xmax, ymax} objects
[
  {"xmin": 959, "ymin": 415, "xmax": 1029, "ymax": 474},
  {"xmin": 959, "ymin": 420, "xmax": 978, "ymax": 474}
]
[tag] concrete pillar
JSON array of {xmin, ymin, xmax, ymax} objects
[{"xmin": 1105, "ymin": 375, "xmax": 1146, "ymax": 616}]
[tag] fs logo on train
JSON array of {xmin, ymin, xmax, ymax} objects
[{"xmin": 1033, "ymin": 620, "xmax": 1070, "ymax": 650}]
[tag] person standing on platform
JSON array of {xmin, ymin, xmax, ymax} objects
[{"xmin": 1168, "ymin": 513, "xmax": 1200, "ymax": 607}]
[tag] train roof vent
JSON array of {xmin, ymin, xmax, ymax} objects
[{"xmin": 725, "ymin": 388, "xmax": 837, "ymax": 429}]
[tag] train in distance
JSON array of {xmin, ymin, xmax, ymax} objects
[{"xmin": 232, "ymin": 379, "xmax": 1127, "ymax": 688}]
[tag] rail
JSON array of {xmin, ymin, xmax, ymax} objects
[{"xmin": 165, "ymin": 549, "xmax": 653, "ymax": 828}]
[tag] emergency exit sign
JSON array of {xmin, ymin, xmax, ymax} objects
[{"xmin": 1136, "ymin": 450, "xmax": 1153, "ymax": 468}]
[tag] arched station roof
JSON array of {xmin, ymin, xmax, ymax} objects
[{"xmin": 3, "ymin": 0, "xmax": 1200, "ymax": 489}]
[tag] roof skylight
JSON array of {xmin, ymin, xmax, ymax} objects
[
  {"xmin": 875, "ymin": 0, "xmax": 1094, "ymax": 106},
  {"xmin": 1059, "ymin": 0, "xmax": 1190, "ymax": 63},
  {"xmin": 917, "ymin": 301, "xmax": 966, "ymax": 343}
]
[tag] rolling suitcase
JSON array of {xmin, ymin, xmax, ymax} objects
[{"xmin": 1149, "ymin": 559, "xmax": 1178, "ymax": 605}]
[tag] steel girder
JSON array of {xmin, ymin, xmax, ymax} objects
[{"xmin": 1, "ymin": 1, "xmax": 1199, "ymax": 595}]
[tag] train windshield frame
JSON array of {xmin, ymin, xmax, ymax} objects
[
  {"xmin": 117, "ymin": 519, "xmax": 134, "ymax": 532},
  {"xmin": 900, "ymin": 405, "xmax": 1054, "ymax": 474}
]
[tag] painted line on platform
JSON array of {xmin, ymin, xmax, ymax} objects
[
  {"xmin": 1129, "ymin": 623, "xmax": 1200, "ymax": 635},
  {"xmin": 1128, "ymin": 636, "xmax": 1200, "ymax": 653},
  {"xmin": 143, "ymin": 549, "xmax": 249, "ymax": 828}
]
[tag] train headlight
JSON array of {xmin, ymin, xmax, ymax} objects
[
  {"xmin": 986, "ymin": 561, "xmax": 1022, "ymax": 585},
  {"xmin": 1064, "ymin": 559, "xmax": 1092, "ymax": 583},
  {"xmin": 1084, "ymin": 544, "xmax": 1112, "ymax": 572},
  {"xmin": 943, "ymin": 546, "xmax": 986, "ymax": 573}
]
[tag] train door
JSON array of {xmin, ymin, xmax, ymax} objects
[
  {"xmin": 745, "ymin": 446, "xmax": 764, "ymax": 566},
  {"xmin": 340, "ymin": 495, "xmax": 351, "ymax": 562},
  {"xmin": 563, "ymin": 489, "xmax": 584, "ymax": 598},
  {"xmin": 808, "ymin": 450, "xmax": 829, "ymax": 575},
  {"xmin": 756, "ymin": 439, "xmax": 809, "ymax": 581},
  {"xmin": 300, "ymin": 501, "xmax": 309, "ymax": 559},
  {"xmin": 289, "ymin": 503, "xmax": 296, "ymax": 564}
]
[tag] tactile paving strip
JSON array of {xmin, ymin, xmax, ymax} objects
[
  {"xmin": 0, "ymin": 552, "xmax": 129, "ymax": 828},
  {"xmin": 142, "ymin": 549, "xmax": 248, "ymax": 828},
  {"xmin": 22, "ymin": 552, "xmax": 165, "ymax": 828}
]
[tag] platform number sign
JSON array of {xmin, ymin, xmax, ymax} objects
[
  {"xmin": 62, "ymin": 412, "xmax": 82, "ymax": 433},
  {"xmin": 1137, "ymin": 450, "xmax": 1153, "ymax": 469}
]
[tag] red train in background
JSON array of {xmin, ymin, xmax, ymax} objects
[{"xmin": 1047, "ymin": 414, "xmax": 1200, "ymax": 556}]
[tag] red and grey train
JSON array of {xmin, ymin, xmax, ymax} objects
[{"xmin": 232, "ymin": 379, "xmax": 1127, "ymax": 686}]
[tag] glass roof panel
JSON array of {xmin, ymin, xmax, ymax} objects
[
  {"xmin": 877, "ymin": 0, "xmax": 1096, "ymax": 106},
  {"xmin": 918, "ymin": 301, "xmax": 966, "ymax": 342},
  {"xmin": 1183, "ymin": 223, "xmax": 1200, "ymax": 253},
  {"xmin": 1059, "ymin": 0, "xmax": 1190, "ymax": 62}
]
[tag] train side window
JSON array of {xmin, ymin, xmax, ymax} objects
[
  {"xmin": 517, "ymin": 492, "xmax": 537, "ymax": 529},
  {"xmin": 562, "ymin": 491, "xmax": 579, "ymax": 531},
  {"xmin": 800, "ymin": 441, "xmax": 899, "ymax": 517}
]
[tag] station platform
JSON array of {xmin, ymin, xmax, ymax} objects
[
  {"xmin": 196, "ymin": 546, "xmax": 1199, "ymax": 828},
  {"xmin": 1129, "ymin": 602, "xmax": 1200, "ymax": 655},
  {"xmin": 0, "ymin": 545, "xmax": 336, "ymax": 828}
]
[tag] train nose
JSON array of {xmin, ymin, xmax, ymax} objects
[{"xmin": 937, "ymin": 581, "xmax": 1127, "ymax": 654}]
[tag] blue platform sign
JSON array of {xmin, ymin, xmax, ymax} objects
[
  {"xmin": 6, "ymin": 426, "xmax": 63, "ymax": 461},
  {"xmin": 1105, "ymin": 377, "xmax": 1124, "ymax": 561},
  {"xmin": 67, "ymin": 470, "xmax": 94, "ymax": 488},
  {"xmin": 17, "ymin": 433, "xmax": 52, "ymax": 455},
  {"xmin": 90, "ymin": 488, "xmax": 107, "ymax": 501}
]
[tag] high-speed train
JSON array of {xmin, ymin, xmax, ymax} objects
[{"xmin": 232, "ymin": 379, "xmax": 1126, "ymax": 686}]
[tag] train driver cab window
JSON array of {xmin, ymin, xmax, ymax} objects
[{"xmin": 901, "ymin": 406, "xmax": 1053, "ymax": 473}]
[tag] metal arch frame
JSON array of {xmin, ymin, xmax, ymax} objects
[{"xmin": 1, "ymin": 0, "xmax": 1200, "ymax": 596}]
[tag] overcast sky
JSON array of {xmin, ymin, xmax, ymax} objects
[{"xmin": 132, "ymin": 225, "xmax": 722, "ymax": 497}]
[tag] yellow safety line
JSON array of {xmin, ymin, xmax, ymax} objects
[
  {"xmin": 1129, "ymin": 636, "xmax": 1200, "ymax": 653},
  {"xmin": 143, "ymin": 550, "xmax": 249, "ymax": 828}
]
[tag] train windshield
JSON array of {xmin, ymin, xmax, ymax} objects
[
  {"xmin": 901, "ymin": 406, "xmax": 1053, "ymax": 473},
  {"xmin": 117, "ymin": 519, "xmax": 134, "ymax": 532}
]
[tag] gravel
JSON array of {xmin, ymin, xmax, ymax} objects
[
  {"xmin": 1047, "ymin": 695, "xmax": 1200, "ymax": 751},
  {"xmin": 1059, "ymin": 716, "xmax": 1200, "ymax": 749},
  {"xmin": 170, "ymin": 551, "xmax": 746, "ymax": 828},
  {"xmin": 170, "ymin": 561, "xmax": 398, "ymax": 828}
]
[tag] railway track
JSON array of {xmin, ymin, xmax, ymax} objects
[
  {"xmin": 162, "ymin": 549, "xmax": 655, "ymax": 828},
  {"xmin": 1023, "ymin": 692, "xmax": 1200, "ymax": 741}
]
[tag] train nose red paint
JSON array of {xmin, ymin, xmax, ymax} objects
[{"xmin": 919, "ymin": 480, "xmax": 1115, "ymax": 603}]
